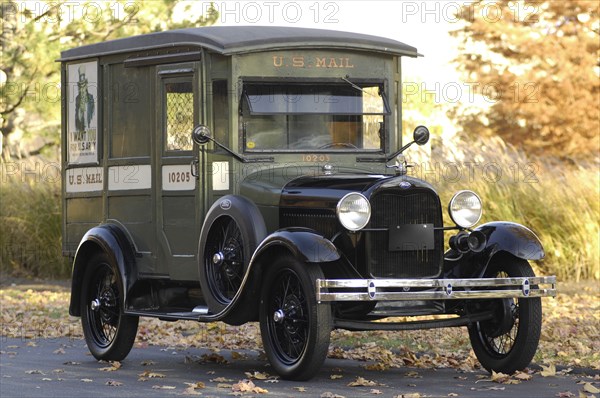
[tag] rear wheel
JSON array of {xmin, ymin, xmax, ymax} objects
[
  {"xmin": 81, "ymin": 252, "xmax": 138, "ymax": 361},
  {"xmin": 259, "ymin": 255, "xmax": 331, "ymax": 380},
  {"xmin": 468, "ymin": 256, "xmax": 542, "ymax": 374}
]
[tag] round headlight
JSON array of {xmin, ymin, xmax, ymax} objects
[
  {"xmin": 337, "ymin": 193, "xmax": 371, "ymax": 231},
  {"xmin": 448, "ymin": 190, "xmax": 482, "ymax": 228}
]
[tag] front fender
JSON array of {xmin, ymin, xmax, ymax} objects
[
  {"xmin": 251, "ymin": 228, "xmax": 341, "ymax": 264},
  {"xmin": 445, "ymin": 222, "xmax": 544, "ymax": 278},
  {"xmin": 475, "ymin": 221, "xmax": 545, "ymax": 261},
  {"xmin": 69, "ymin": 224, "xmax": 137, "ymax": 316}
]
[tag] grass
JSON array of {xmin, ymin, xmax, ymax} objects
[
  {"xmin": 0, "ymin": 159, "xmax": 68, "ymax": 278},
  {"xmin": 427, "ymin": 136, "xmax": 600, "ymax": 281},
  {"xmin": 1, "ymin": 136, "xmax": 598, "ymax": 281}
]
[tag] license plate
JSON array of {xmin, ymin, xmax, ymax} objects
[{"xmin": 388, "ymin": 224, "xmax": 434, "ymax": 251}]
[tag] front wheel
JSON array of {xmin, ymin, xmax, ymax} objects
[
  {"xmin": 81, "ymin": 252, "xmax": 139, "ymax": 361},
  {"xmin": 259, "ymin": 255, "xmax": 331, "ymax": 380},
  {"xmin": 468, "ymin": 256, "xmax": 542, "ymax": 374}
]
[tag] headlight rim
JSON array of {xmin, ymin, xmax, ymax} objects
[
  {"xmin": 336, "ymin": 192, "xmax": 371, "ymax": 232},
  {"xmin": 448, "ymin": 190, "xmax": 483, "ymax": 229}
]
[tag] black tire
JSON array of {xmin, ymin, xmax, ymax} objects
[
  {"xmin": 199, "ymin": 196, "xmax": 266, "ymax": 314},
  {"xmin": 468, "ymin": 255, "xmax": 542, "ymax": 374},
  {"xmin": 80, "ymin": 252, "xmax": 139, "ymax": 361},
  {"xmin": 259, "ymin": 255, "xmax": 332, "ymax": 380}
]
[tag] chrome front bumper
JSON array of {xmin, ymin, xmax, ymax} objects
[{"xmin": 316, "ymin": 276, "xmax": 557, "ymax": 302}]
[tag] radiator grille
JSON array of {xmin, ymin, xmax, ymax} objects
[{"xmin": 367, "ymin": 190, "xmax": 443, "ymax": 278}]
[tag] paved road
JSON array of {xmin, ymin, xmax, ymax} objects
[{"xmin": 0, "ymin": 337, "xmax": 597, "ymax": 398}]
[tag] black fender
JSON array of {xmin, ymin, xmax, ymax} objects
[
  {"xmin": 251, "ymin": 228, "xmax": 341, "ymax": 265},
  {"xmin": 69, "ymin": 224, "xmax": 137, "ymax": 316},
  {"xmin": 445, "ymin": 221, "xmax": 544, "ymax": 278},
  {"xmin": 219, "ymin": 228, "xmax": 340, "ymax": 324}
]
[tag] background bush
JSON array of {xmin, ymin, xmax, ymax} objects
[{"xmin": 0, "ymin": 160, "xmax": 68, "ymax": 278}]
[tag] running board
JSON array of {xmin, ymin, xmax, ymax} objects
[
  {"xmin": 125, "ymin": 305, "xmax": 210, "ymax": 321},
  {"xmin": 334, "ymin": 312, "xmax": 494, "ymax": 331}
]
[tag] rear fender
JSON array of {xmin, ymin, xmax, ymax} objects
[{"xmin": 69, "ymin": 224, "xmax": 137, "ymax": 316}]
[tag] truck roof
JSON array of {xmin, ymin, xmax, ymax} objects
[{"xmin": 59, "ymin": 26, "xmax": 419, "ymax": 61}]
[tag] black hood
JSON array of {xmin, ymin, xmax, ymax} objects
[
  {"xmin": 239, "ymin": 165, "xmax": 438, "ymax": 210},
  {"xmin": 239, "ymin": 165, "xmax": 384, "ymax": 208}
]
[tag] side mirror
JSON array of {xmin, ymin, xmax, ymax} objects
[
  {"xmin": 192, "ymin": 125, "xmax": 211, "ymax": 145},
  {"xmin": 413, "ymin": 125, "xmax": 430, "ymax": 146}
]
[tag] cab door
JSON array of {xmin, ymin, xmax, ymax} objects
[{"xmin": 155, "ymin": 62, "xmax": 203, "ymax": 280}]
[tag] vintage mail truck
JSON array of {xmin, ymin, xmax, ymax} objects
[{"xmin": 60, "ymin": 26, "xmax": 556, "ymax": 380}]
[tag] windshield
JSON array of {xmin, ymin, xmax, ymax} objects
[{"xmin": 241, "ymin": 81, "xmax": 389, "ymax": 151}]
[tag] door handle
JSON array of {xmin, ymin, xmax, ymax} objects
[{"xmin": 190, "ymin": 158, "xmax": 199, "ymax": 179}]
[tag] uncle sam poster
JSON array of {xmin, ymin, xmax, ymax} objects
[{"xmin": 67, "ymin": 61, "xmax": 98, "ymax": 164}]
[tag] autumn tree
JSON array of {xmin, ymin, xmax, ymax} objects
[
  {"xmin": 0, "ymin": 1, "xmax": 218, "ymax": 160},
  {"xmin": 451, "ymin": 0, "xmax": 599, "ymax": 160}
]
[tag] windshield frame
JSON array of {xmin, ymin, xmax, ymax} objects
[{"xmin": 238, "ymin": 77, "xmax": 390, "ymax": 154}]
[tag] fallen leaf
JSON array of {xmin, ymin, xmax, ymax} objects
[
  {"xmin": 556, "ymin": 392, "xmax": 575, "ymax": 398},
  {"xmin": 25, "ymin": 370, "xmax": 44, "ymax": 375},
  {"xmin": 541, "ymin": 364, "xmax": 557, "ymax": 377},
  {"xmin": 583, "ymin": 383, "xmax": 600, "ymax": 394},
  {"xmin": 363, "ymin": 363, "xmax": 390, "ymax": 371},
  {"xmin": 105, "ymin": 380, "xmax": 122, "ymax": 386},
  {"xmin": 211, "ymin": 377, "xmax": 234, "ymax": 382},
  {"xmin": 514, "ymin": 371, "xmax": 533, "ymax": 381},
  {"xmin": 99, "ymin": 361, "xmax": 121, "ymax": 372},
  {"xmin": 152, "ymin": 385, "xmax": 176, "ymax": 390},
  {"xmin": 63, "ymin": 361, "xmax": 81, "ymax": 365},
  {"xmin": 140, "ymin": 360, "xmax": 156, "ymax": 366},
  {"xmin": 138, "ymin": 370, "xmax": 166, "ymax": 378},
  {"xmin": 201, "ymin": 353, "xmax": 227, "ymax": 364},
  {"xmin": 184, "ymin": 382, "xmax": 205, "ymax": 389},
  {"xmin": 232, "ymin": 379, "xmax": 268, "ymax": 394},
  {"xmin": 42, "ymin": 378, "xmax": 52, "ymax": 381},
  {"xmin": 448, "ymin": 394, "xmax": 458, "ymax": 397},
  {"xmin": 393, "ymin": 394, "xmax": 421, "ymax": 398},
  {"xmin": 321, "ymin": 393, "xmax": 346, "ymax": 398},
  {"xmin": 293, "ymin": 386, "xmax": 307, "ymax": 392},
  {"xmin": 232, "ymin": 379, "xmax": 255, "ymax": 392},
  {"xmin": 53, "ymin": 347, "xmax": 65, "ymax": 354},
  {"xmin": 330, "ymin": 374, "xmax": 343, "ymax": 380},
  {"xmin": 232, "ymin": 351, "xmax": 247, "ymax": 360},
  {"xmin": 80, "ymin": 378, "xmax": 93, "ymax": 383},
  {"xmin": 217, "ymin": 383, "xmax": 232, "ymax": 388},
  {"xmin": 348, "ymin": 376, "xmax": 379, "ymax": 387},
  {"xmin": 245, "ymin": 371, "xmax": 269, "ymax": 380},
  {"xmin": 370, "ymin": 389, "xmax": 383, "ymax": 395}
]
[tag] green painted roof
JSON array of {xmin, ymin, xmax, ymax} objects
[{"xmin": 60, "ymin": 26, "xmax": 419, "ymax": 61}]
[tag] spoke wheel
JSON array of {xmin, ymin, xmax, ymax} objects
[
  {"xmin": 259, "ymin": 255, "xmax": 331, "ymax": 380},
  {"xmin": 81, "ymin": 252, "xmax": 138, "ymax": 361},
  {"xmin": 468, "ymin": 256, "xmax": 542, "ymax": 374},
  {"xmin": 203, "ymin": 216, "xmax": 245, "ymax": 306}
]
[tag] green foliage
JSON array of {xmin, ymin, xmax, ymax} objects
[
  {"xmin": 451, "ymin": 0, "xmax": 600, "ymax": 160},
  {"xmin": 0, "ymin": 0, "xmax": 218, "ymax": 159}
]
